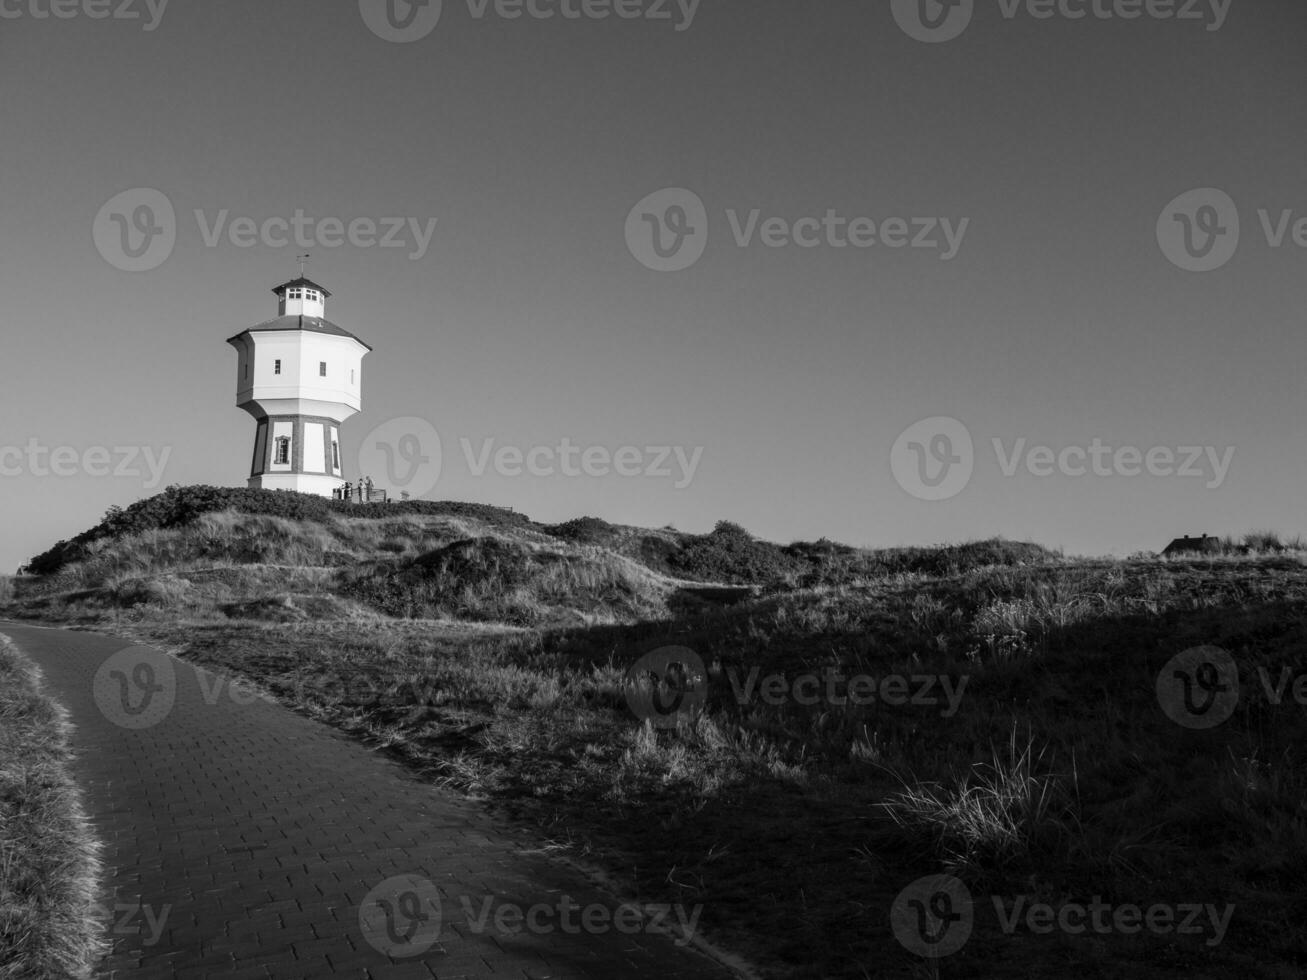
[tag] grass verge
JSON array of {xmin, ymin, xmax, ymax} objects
[{"xmin": 0, "ymin": 633, "xmax": 104, "ymax": 980}]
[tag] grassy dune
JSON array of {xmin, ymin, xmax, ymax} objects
[
  {"xmin": 6, "ymin": 488, "xmax": 1307, "ymax": 978},
  {"xmin": 0, "ymin": 634, "xmax": 104, "ymax": 980}
]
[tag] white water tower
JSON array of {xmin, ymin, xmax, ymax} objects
[{"xmin": 227, "ymin": 277, "xmax": 372, "ymax": 497}]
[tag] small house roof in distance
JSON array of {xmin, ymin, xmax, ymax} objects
[
  {"xmin": 226, "ymin": 315, "xmax": 373, "ymax": 351},
  {"xmin": 1162, "ymin": 534, "xmax": 1220, "ymax": 556},
  {"xmin": 271, "ymin": 276, "xmax": 333, "ymax": 298}
]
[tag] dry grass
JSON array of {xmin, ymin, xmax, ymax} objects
[
  {"xmin": 87, "ymin": 556, "xmax": 1307, "ymax": 978},
  {"xmin": 0, "ymin": 634, "xmax": 105, "ymax": 979},
  {"xmin": 7, "ymin": 509, "xmax": 1307, "ymax": 977}
]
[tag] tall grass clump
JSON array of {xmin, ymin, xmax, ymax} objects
[
  {"xmin": 879, "ymin": 731, "xmax": 1079, "ymax": 881},
  {"xmin": 0, "ymin": 634, "xmax": 106, "ymax": 978}
]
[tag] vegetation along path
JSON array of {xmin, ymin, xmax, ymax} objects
[{"xmin": 2, "ymin": 623, "xmax": 740, "ymax": 980}]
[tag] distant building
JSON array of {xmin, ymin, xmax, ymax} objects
[
  {"xmin": 227, "ymin": 277, "xmax": 372, "ymax": 498},
  {"xmin": 1162, "ymin": 534, "xmax": 1221, "ymax": 557}
]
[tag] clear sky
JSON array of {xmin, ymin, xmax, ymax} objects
[{"xmin": 2, "ymin": 0, "xmax": 1305, "ymax": 573}]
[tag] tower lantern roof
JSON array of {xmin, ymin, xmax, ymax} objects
[
  {"xmin": 225, "ymin": 277, "xmax": 372, "ymax": 351},
  {"xmin": 272, "ymin": 276, "xmax": 333, "ymax": 299}
]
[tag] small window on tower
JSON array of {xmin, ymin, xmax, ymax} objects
[
  {"xmin": 332, "ymin": 442, "xmax": 340, "ymax": 470},
  {"xmin": 320, "ymin": 362, "xmax": 327, "ymax": 377},
  {"xmin": 274, "ymin": 437, "xmax": 290, "ymax": 465},
  {"xmin": 274, "ymin": 359, "xmax": 281, "ymax": 375},
  {"xmin": 350, "ymin": 369, "xmax": 355, "ymax": 384}
]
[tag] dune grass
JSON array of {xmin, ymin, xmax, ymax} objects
[
  {"xmin": 51, "ymin": 555, "xmax": 1303, "ymax": 978},
  {"xmin": 0, "ymin": 634, "xmax": 104, "ymax": 980},
  {"xmin": 6, "ymin": 493, "xmax": 1307, "ymax": 977}
]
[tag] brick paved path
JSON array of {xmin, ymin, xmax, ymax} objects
[{"xmin": 2, "ymin": 624, "xmax": 740, "ymax": 980}]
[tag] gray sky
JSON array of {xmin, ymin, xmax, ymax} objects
[{"xmin": 2, "ymin": 0, "xmax": 1305, "ymax": 572}]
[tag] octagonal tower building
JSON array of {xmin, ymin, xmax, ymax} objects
[{"xmin": 227, "ymin": 278, "xmax": 372, "ymax": 497}]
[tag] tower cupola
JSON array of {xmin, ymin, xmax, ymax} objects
[{"xmin": 274, "ymin": 277, "xmax": 330, "ymax": 319}]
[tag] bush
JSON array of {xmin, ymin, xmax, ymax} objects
[
  {"xmin": 869, "ymin": 539, "xmax": 1060, "ymax": 578},
  {"xmin": 1243, "ymin": 530, "xmax": 1286, "ymax": 553},
  {"xmin": 668, "ymin": 521, "xmax": 806, "ymax": 585},
  {"xmin": 543, "ymin": 516, "xmax": 620, "ymax": 544}
]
